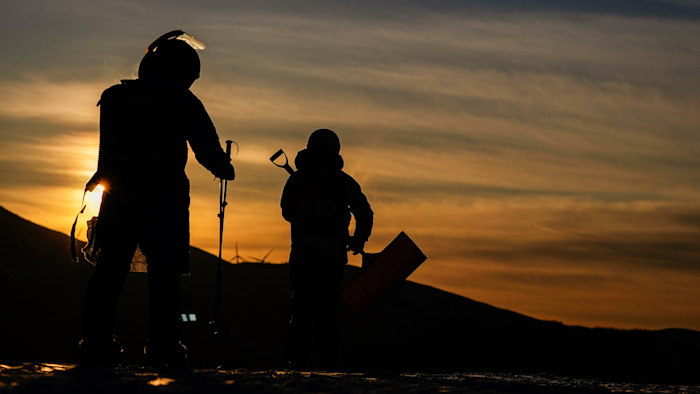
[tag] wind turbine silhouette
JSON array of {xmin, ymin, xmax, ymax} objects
[
  {"xmin": 228, "ymin": 243, "xmax": 274, "ymax": 263},
  {"xmin": 248, "ymin": 249, "xmax": 273, "ymax": 264},
  {"xmin": 228, "ymin": 242, "xmax": 245, "ymax": 264}
]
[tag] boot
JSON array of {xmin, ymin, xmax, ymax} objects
[
  {"xmin": 286, "ymin": 322, "xmax": 313, "ymax": 370},
  {"xmin": 79, "ymin": 336, "xmax": 123, "ymax": 367},
  {"xmin": 314, "ymin": 317, "xmax": 340, "ymax": 371},
  {"xmin": 144, "ymin": 340, "xmax": 187, "ymax": 368}
]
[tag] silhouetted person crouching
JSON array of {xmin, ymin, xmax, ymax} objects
[
  {"xmin": 80, "ymin": 31, "xmax": 235, "ymax": 367},
  {"xmin": 281, "ymin": 129, "xmax": 373, "ymax": 370}
]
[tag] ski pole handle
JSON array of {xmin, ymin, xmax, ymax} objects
[{"xmin": 225, "ymin": 140, "xmax": 233, "ymax": 159}]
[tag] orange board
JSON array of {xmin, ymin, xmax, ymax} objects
[{"xmin": 340, "ymin": 232, "xmax": 427, "ymax": 317}]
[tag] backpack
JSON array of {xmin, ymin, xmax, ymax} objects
[
  {"xmin": 97, "ymin": 79, "xmax": 177, "ymax": 166},
  {"xmin": 70, "ymin": 79, "xmax": 175, "ymax": 268},
  {"xmin": 286, "ymin": 172, "xmax": 351, "ymax": 237}
]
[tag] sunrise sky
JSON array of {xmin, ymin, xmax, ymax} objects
[{"xmin": 1, "ymin": 0, "xmax": 699, "ymax": 331}]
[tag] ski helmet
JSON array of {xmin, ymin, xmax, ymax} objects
[
  {"xmin": 307, "ymin": 129, "xmax": 341, "ymax": 153},
  {"xmin": 138, "ymin": 30, "xmax": 204, "ymax": 84}
]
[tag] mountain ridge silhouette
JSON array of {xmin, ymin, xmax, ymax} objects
[{"xmin": 1, "ymin": 205, "xmax": 699, "ymax": 384}]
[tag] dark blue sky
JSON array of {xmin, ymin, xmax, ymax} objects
[{"xmin": 410, "ymin": 0, "xmax": 700, "ymax": 18}]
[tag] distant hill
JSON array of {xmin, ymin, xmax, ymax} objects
[{"xmin": 1, "ymin": 205, "xmax": 699, "ymax": 384}]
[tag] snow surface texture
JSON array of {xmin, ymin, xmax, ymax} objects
[{"xmin": 1, "ymin": 361, "xmax": 699, "ymax": 394}]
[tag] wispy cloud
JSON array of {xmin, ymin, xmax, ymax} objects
[
  {"xmin": 0, "ymin": 78, "xmax": 102, "ymax": 126},
  {"xmin": 1, "ymin": 1, "xmax": 700, "ymax": 330}
]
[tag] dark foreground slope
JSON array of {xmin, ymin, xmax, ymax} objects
[
  {"xmin": 1, "ymin": 205, "xmax": 699, "ymax": 385},
  {"xmin": 3, "ymin": 362, "xmax": 700, "ymax": 394}
]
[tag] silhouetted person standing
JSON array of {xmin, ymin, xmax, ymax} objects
[
  {"xmin": 281, "ymin": 129, "xmax": 373, "ymax": 370},
  {"xmin": 80, "ymin": 31, "xmax": 235, "ymax": 367}
]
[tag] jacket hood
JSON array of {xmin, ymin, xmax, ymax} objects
[{"xmin": 294, "ymin": 148, "xmax": 344, "ymax": 173}]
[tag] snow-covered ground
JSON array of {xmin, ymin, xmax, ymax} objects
[{"xmin": 2, "ymin": 361, "xmax": 699, "ymax": 394}]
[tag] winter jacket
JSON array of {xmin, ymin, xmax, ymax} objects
[
  {"xmin": 281, "ymin": 148, "xmax": 373, "ymax": 260},
  {"xmin": 94, "ymin": 78, "xmax": 232, "ymax": 194}
]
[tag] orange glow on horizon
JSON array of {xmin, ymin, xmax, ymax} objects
[{"xmin": 1, "ymin": 8, "xmax": 699, "ymax": 333}]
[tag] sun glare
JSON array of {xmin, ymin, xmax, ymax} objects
[{"xmin": 84, "ymin": 184, "xmax": 103, "ymax": 206}]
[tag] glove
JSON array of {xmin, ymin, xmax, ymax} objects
[
  {"xmin": 346, "ymin": 236, "xmax": 366, "ymax": 256},
  {"xmin": 214, "ymin": 165, "xmax": 236, "ymax": 181}
]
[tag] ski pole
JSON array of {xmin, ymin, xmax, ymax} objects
[{"xmin": 212, "ymin": 140, "xmax": 233, "ymax": 336}]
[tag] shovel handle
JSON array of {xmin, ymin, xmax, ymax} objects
[
  {"xmin": 270, "ymin": 149, "xmax": 295, "ymax": 175},
  {"xmin": 270, "ymin": 149, "xmax": 284, "ymax": 162}
]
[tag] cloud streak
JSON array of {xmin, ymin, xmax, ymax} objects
[{"xmin": 1, "ymin": 1, "xmax": 699, "ymax": 330}]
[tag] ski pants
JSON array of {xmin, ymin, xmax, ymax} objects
[
  {"xmin": 287, "ymin": 244, "xmax": 346, "ymax": 369},
  {"xmin": 81, "ymin": 188, "xmax": 189, "ymax": 345}
]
